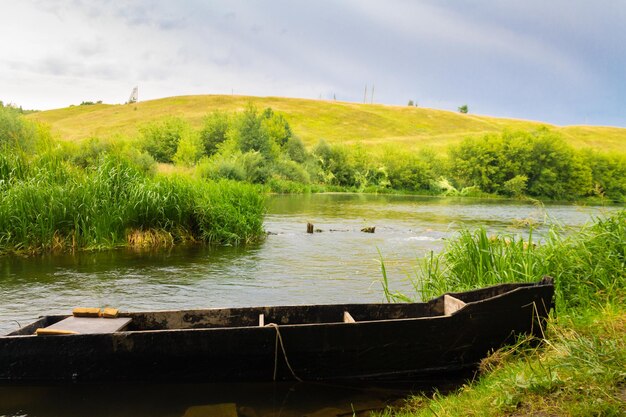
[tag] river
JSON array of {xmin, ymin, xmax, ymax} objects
[{"xmin": 0, "ymin": 194, "xmax": 619, "ymax": 416}]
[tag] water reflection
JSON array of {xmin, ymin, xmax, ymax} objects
[{"xmin": 0, "ymin": 378, "xmax": 467, "ymax": 417}]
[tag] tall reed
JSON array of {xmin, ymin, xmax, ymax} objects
[
  {"xmin": 0, "ymin": 152, "xmax": 266, "ymax": 254},
  {"xmin": 383, "ymin": 210, "xmax": 625, "ymax": 312}
]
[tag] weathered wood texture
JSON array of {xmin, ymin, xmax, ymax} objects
[{"xmin": 0, "ymin": 281, "xmax": 554, "ymax": 383}]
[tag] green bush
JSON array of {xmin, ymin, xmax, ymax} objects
[
  {"xmin": 503, "ymin": 175, "xmax": 528, "ymax": 197},
  {"xmin": 199, "ymin": 110, "xmax": 229, "ymax": 157},
  {"xmin": 273, "ymin": 158, "xmax": 311, "ymax": 183},
  {"xmin": 380, "ymin": 147, "xmax": 434, "ymax": 191},
  {"xmin": 240, "ymin": 151, "xmax": 271, "ymax": 183},
  {"xmin": 312, "ymin": 139, "xmax": 355, "ymax": 186},
  {"xmin": 0, "ymin": 105, "xmax": 38, "ymax": 151},
  {"xmin": 228, "ymin": 104, "xmax": 276, "ymax": 159},
  {"xmin": 582, "ymin": 150, "xmax": 626, "ymax": 201},
  {"xmin": 140, "ymin": 117, "xmax": 191, "ymax": 163},
  {"xmin": 449, "ymin": 129, "xmax": 595, "ymax": 199},
  {"xmin": 261, "ymin": 107, "xmax": 292, "ymax": 148},
  {"xmin": 284, "ymin": 136, "xmax": 308, "ymax": 163},
  {"xmin": 196, "ymin": 156, "xmax": 246, "ymax": 182},
  {"xmin": 173, "ymin": 131, "xmax": 204, "ymax": 167}
]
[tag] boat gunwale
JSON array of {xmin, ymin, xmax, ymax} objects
[{"xmin": 2, "ymin": 281, "xmax": 553, "ymax": 338}]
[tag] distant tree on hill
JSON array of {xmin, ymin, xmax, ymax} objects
[
  {"xmin": 408, "ymin": 100, "xmax": 414, "ymax": 106},
  {"xmin": 458, "ymin": 104, "xmax": 468, "ymax": 114}
]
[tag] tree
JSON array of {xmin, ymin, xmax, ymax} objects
[
  {"xmin": 260, "ymin": 108, "xmax": 292, "ymax": 148},
  {"xmin": 173, "ymin": 131, "xmax": 204, "ymax": 167},
  {"xmin": 230, "ymin": 104, "xmax": 274, "ymax": 159},
  {"xmin": 407, "ymin": 100, "xmax": 414, "ymax": 106},
  {"xmin": 140, "ymin": 117, "xmax": 190, "ymax": 163},
  {"xmin": 199, "ymin": 110, "xmax": 229, "ymax": 157},
  {"xmin": 458, "ymin": 104, "xmax": 468, "ymax": 114}
]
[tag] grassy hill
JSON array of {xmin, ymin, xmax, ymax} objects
[{"xmin": 28, "ymin": 95, "xmax": 626, "ymax": 153}]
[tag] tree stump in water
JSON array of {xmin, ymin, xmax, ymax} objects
[
  {"xmin": 307, "ymin": 223, "xmax": 314, "ymax": 234},
  {"xmin": 361, "ymin": 226, "xmax": 376, "ymax": 233}
]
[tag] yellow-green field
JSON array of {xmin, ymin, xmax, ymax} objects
[{"xmin": 28, "ymin": 95, "xmax": 626, "ymax": 153}]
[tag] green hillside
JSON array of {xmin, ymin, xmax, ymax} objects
[{"xmin": 28, "ymin": 95, "xmax": 626, "ymax": 153}]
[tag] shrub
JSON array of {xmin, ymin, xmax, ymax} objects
[
  {"xmin": 449, "ymin": 129, "xmax": 595, "ymax": 199},
  {"xmin": 503, "ymin": 175, "xmax": 528, "ymax": 197},
  {"xmin": 197, "ymin": 156, "xmax": 246, "ymax": 182},
  {"xmin": 140, "ymin": 117, "xmax": 191, "ymax": 163},
  {"xmin": 284, "ymin": 136, "xmax": 308, "ymax": 163},
  {"xmin": 380, "ymin": 147, "xmax": 434, "ymax": 191},
  {"xmin": 228, "ymin": 104, "xmax": 276, "ymax": 159},
  {"xmin": 312, "ymin": 139, "xmax": 355, "ymax": 186},
  {"xmin": 173, "ymin": 131, "xmax": 204, "ymax": 167},
  {"xmin": 261, "ymin": 107, "xmax": 292, "ymax": 148},
  {"xmin": 240, "ymin": 151, "xmax": 271, "ymax": 183},
  {"xmin": 581, "ymin": 150, "xmax": 626, "ymax": 202},
  {"xmin": 273, "ymin": 158, "xmax": 310, "ymax": 184},
  {"xmin": 199, "ymin": 110, "xmax": 229, "ymax": 157},
  {"xmin": 0, "ymin": 106, "xmax": 38, "ymax": 151}
]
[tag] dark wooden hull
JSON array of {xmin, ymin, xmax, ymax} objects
[{"xmin": 0, "ymin": 281, "xmax": 554, "ymax": 382}]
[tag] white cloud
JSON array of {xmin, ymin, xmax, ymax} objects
[{"xmin": 0, "ymin": 0, "xmax": 624, "ymax": 125}]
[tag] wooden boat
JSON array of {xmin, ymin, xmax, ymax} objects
[{"xmin": 0, "ymin": 279, "xmax": 554, "ymax": 382}]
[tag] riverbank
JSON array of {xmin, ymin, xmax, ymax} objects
[
  {"xmin": 377, "ymin": 210, "xmax": 626, "ymax": 416},
  {"xmin": 378, "ymin": 308, "xmax": 625, "ymax": 416}
]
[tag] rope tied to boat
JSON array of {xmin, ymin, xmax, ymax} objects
[{"xmin": 265, "ymin": 323, "xmax": 303, "ymax": 382}]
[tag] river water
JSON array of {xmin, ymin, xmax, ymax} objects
[{"xmin": 0, "ymin": 194, "xmax": 619, "ymax": 416}]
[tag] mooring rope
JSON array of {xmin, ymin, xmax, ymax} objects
[{"xmin": 265, "ymin": 323, "xmax": 303, "ymax": 382}]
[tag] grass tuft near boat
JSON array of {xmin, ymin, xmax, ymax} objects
[{"xmin": 0, "ymin": 279, "xmax": 554, "ymax": 382}]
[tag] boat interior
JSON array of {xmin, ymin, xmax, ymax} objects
[{"xmin": 7, "ymin": 282, "xmax": 535, "ymax": 336}]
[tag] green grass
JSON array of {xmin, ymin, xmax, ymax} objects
[
  {"xmin": 28, "ymin": 95, "xmax": 626, "ymax": 154},
  {"xmin": 377, "ymin": 210, "xmax": 626, "ymax": 416}
]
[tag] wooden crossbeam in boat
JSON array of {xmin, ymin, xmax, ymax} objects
[
  {"xmin": 259, "ymin": 313, "xmax": 265, "ymax": 327},
  {"xmin": 343, "ymin": 311, "xmax": 356, "ymax": 323},
  {"xmin": 444, "ymin": 295, "xmax": 466, "ymax": 315}
]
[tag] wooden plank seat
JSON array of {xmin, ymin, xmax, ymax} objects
[{"xmin": 36, "ymin": 317, "xmax": 132, "ymax": 335}]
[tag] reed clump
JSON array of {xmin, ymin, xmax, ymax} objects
[{"xmin": 384, "ymin": 210, "xmax": 625, "ymax": 312}]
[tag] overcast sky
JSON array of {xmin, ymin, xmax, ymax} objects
[{"xmin": 1, "ymin": 0, "xmax": 624, "ymax": 126}]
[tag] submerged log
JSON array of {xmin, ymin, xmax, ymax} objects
[{"xmin": 361, "ymin": 226, "xmax": 376, "ymax": 233}]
